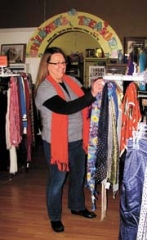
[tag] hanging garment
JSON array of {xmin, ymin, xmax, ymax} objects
[
  {"xmin": 97, "ymin": 82, "xmax": 121, "ymax": 220},
  {"xmin": 86, "ymin": 81, "xmax": 123, "ymax": 215},
  {"xmin": 86, "ymin": 90, "xmax": 102, "ymax": 210},
  {"xmin": 27, "ymin": 73, "xmax": 35, "ymax": 146},
  {"xmin": 6, "ymin": 87, "xmax": 17, "ymax": 173},
  {"xmin": 18, "ymin": 76, "xmax": 27, "ymax": 131},
  {"xmin": 138, "ymin": 50, "xmax": 147, "ymax": 73},
  {"xmin": 95, "ymin": 83, "xmax": 109, "ymax": 183},
  {"xmin": 107, "ymin": 82, "xmax": 123, "ymax": 188},
  {"xmin": 95, "ymin": 82, "xmax": 121, "ymax": 187},
  {"xmin": 22, "ymin": 73, "xmax": 33, "ymax": 162},
  {"xmin": 108, "ymin": 96, "xmax": 119, "ymax": 185},
  {"xmin": 17, "ymin": 74, "xmax": 33, "ymax": 163},
  {"xmin": 119, "ymin": 138, "xmax": 147, "ymax": 240},
  {"xmin": 136, "ymin": 166, "xmax": 147, "ymax": 240},
  {"xmin": 120, "ymin": 82, "xmax": 142, "ymax": 156},
  {"xmin": 126, "ymin": 51, "xmax": 138, "ymax": 76},
  {"xmin": 0, "ymin": 90, "xmax": 9, "ymax": 171},
  {"xmin": 5, "ymin": 76, "xmax": 22, "ymax": 173},
  {"xmin": 9, "ymin": 76, "xmax": 22, "ymax": 147}
]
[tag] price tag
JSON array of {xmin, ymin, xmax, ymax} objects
[{"xmin": 105, "ymin": 182, "xmax": 110, "ymax": 189}]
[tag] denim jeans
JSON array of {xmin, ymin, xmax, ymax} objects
[
  {"xmin": 43, "ymin": 140, "xmax": 86, "ymax": 221},
  {"xmin": 119, "ymin": 139, "xmax": 147, "ymax": 240}
]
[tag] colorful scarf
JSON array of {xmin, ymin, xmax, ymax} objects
[
  {"xmin": 120, "ymin": 82, "xmax": 142, "ymax": 156},
  {"xmin": 47, "ymin": 74, "xmax": 90, "ymax": 171}
]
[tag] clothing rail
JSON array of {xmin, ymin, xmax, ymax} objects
[
  {"xmin": 0, "ymin": 73, "xmax": 20, "ymax": 77},
  {"xmin": 103, "ymin": 73, "xmax": 147, "ymax": 82},
  {"xmin": 0, "ymin": 66, "xmax": 20, "ymax": 77}
]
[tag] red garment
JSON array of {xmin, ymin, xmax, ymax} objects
[
  {"xmin": 120, "ymin": 82, "xmax": 142, "ymax": 155},
  {"xmin": 9, "ymin": 77, "xmax": 22, "ymax": 147},
  {"xmin": 47, "ymin": 74, "xmax": 90, "ymax": 171}
]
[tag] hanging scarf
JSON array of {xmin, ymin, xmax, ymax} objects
[
  {"xmin": 95, "ymin": 83, "xmax": 109, "ymax": 183},
  {"xmin": 86, "ymin": 91, "xmax": 102, "ymax": 211},
  {"xmin": 47, "ymin": 74, "xmax": 90, "ymax": 171},
  {"xmin": 120, "ymin": 82, "xmax": 142, "ymax": 156}
]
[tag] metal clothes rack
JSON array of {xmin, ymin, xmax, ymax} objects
[
  {"xmin": 0, "ymin": 66, "xmax": 20, "ymax": 77},
  {"xmin": 0, "ymin": 66, "xmax": 29, "ymax": 179},
  {"xmin": 103, "ymin": 72, "xmax": 147, "ymax": 82},
  {"xmin": 0, "ymin": 73, "xmax": 19, "ymax": 77},
  {"xmin": 102, "ymin": 72, "xmax": 147, "ymax": 95}
]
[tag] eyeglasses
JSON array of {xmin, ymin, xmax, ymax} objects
[{"xmin": 48, "ymin": 61, "xmax": 67, "ymax": 66}]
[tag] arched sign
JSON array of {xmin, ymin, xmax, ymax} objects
[{"xmin": 26, "ymin": 9, "xmax": 123, "ymax": 58}]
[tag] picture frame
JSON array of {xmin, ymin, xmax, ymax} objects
[
  {"xmin": 89, "ymin": 66, "xmax": 106, "ymax": 86},
  {"xmin": 1, "ymin": 43, "xmax": 26, "ymax": 64},
  {"xmin": 124, "ymin": 37, "xmax": 146, "ymax": 56}
]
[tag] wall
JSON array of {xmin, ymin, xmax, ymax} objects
[
  {"xmin": 49, "ymin": 32, "xmax": 101, "ymax": 57},
  {"xmin": 0, "ymin": 0, "xmax": 147, "ymax": 45},
  {"xmin": 0, "ymin": 23, "xmax": 123, "ymax": 83},
  {"xmin": 0, "ymin": 28, "xmax": 40, "ymax": 83},
  {"xmin": 0, "ymin": 27, "xmax": 105, "ymax": 83},
  {"xmin": 0, "ymin": 0, "xmax": 147, "ymax": 82}
]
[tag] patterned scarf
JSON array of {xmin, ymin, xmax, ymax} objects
[
  {"xmin": 95, "ymin": 83, "xmax": 109, "ymax": 183},
  {"xmin": 120, "ymin": 82, "xmax": 142, "ymax": 156},
  {"xmin": 47, "ymin": 74, "xmax": 90, "ymax": 171}
]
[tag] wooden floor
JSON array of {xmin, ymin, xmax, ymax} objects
[{"xmin": 0, "ymin": 144, "xmax": 120, "ymax": 240}]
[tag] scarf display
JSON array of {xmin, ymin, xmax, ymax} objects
[
  {"xmin": 47, "ymin": 74, "xmax": 90, "ymax": 171},
  {"xmin": 87, "ymin": 81, "xmax": 123, "ymax": 219}
]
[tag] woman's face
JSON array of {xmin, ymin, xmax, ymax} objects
[{"xmin": 47, "ymin": 53, "xmax": 66, "ymax": 82}]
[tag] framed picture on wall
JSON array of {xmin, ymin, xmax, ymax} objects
[
  {"xmin": 124, "ymin": 37, "xmax": 146, "ymax": 56},
  {"xmin": 1, "ymin": 43, "xmax": 26, "ymax": 64}
]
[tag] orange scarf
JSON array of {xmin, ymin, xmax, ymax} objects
[
  {"xmin": 47, "ymin": 74, "xmax": 90, "ymax": 171},
  {"xmin": 120, "ymin": 82, "xmax": 142, "ymax": 156}
]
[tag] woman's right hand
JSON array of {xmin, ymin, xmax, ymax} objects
[{"xmin": 91, "ymin": 78, "xmax": 105, "ymax": 97}]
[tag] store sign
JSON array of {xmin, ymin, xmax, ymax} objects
[{"xmin": 26, "ymin": 9, "xmax": 122, "ymax": 57}]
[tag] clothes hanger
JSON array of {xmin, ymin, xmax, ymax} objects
[
  {"xmin": 132, "ymin": 122, "xmax": 147, "ymax": 149},
  {"xmin": 137, "ymin": 90, "xmax": 147, "ymax": 98}
]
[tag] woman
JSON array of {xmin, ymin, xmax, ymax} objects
[{"xmin": 35, "ymin": 47, "xmax": 104, "ymax": 233}]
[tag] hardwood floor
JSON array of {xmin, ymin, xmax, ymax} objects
[{"xmin": 0, "ymin": 144, "xmax": 120, "ymax": 240}]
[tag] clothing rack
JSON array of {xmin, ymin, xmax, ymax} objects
[
  {"xmin": 103, "ymin": 72, "xmax": 147, "ymax": 82},
  {"xmin": 0, "ymin": 66, "xmax": 20, "ymax": 77},
  {"xmin": 0, "ymin": 70, "xmax": 33, "ymax": 177},
  {"xmin": 0, "ymin": 73, "xmax": 19, "ymax": 77}
]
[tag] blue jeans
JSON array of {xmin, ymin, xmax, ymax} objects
[
  {"xmin": 119, "ymin": 139, "xmax": 147, "ymax": 240},
  {"xmin": 43, "ymin": 140, "xmax": 86, "ymax": 221}
]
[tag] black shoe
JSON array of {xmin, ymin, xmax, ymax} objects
[
  {"xmin": 71, "ymin": 209, "xmax": 96, "ymax": 218},
  {"xmin": 51, "ymin": 221, "xmax": 64, "ymax": 232}
]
